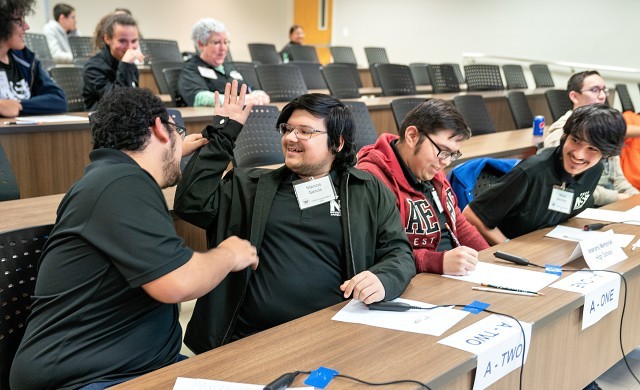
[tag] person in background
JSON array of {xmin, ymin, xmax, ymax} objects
[
  {"xmin": 91, "ymin": 8, "xmax": 129, "ymax": 54},
  {"xmin": 464, "ymin": 104, "xmax": 627, "ymax": 245},
  {"xmin": 179, "ymin": 18, "xmax": 269, "ymax": 107},
  {"xmin": 82, "ymin": 13, "xmax": 144, "ymax": 111},
  {"xmin": 0, "ymin": 0, "xmax": 67, "ymax": 117},
  {"xmin": 357, "ymin": 99, "xmax": 488, "ymax": 276},
  {"xmin": 543, "ymin": 70, "xmax": 638, "ymax": 205},
  {"xmin": 42, "ymin": 2, "xmax": 77, "ymax": 62},
  {"xmin": 280, "ymin": 24, "xmax": 304, "ymax": 62}
]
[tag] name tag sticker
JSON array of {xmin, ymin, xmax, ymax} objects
[
  {"xmin": 548, "ymin": 185, "xmax": 574, "ymax": 214},
  {"xmin": 229, "ymin": 70, "xmax": 244, "ymax": 80},
  {"xmin": 293, "ymin": 176, "xmax": 337, "ymax": 210},
  {"xmin": 197, "ymin": 66, "xmax": 218, "ymax": 79}
]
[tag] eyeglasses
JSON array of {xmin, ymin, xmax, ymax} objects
[
  {"xmin": 277, "ymin": 123, "xmax": 327, "ymax": 140},
  {"xmin": 208, "ymin": 39, "xmax": 231, "ymax": 47},
  {"xmin": 579, "ymin": 87, "xmax": 610, "ymax": 96},
  {"xmin": 11, "ymin": 16, "xmax": 25, "ymax": 28},
  {"xmin": 424, "ymin": 134, "xmax": 462, "ymax": 161},
  {"xmin": 163, "ymin": 121, "xmax": 187, "ymax": 140}
]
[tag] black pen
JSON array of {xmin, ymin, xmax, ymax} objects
[{"xmin": 444, "ymin": 223, "xmax": 461, "ymax": 247}]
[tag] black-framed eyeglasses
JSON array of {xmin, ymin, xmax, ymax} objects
[
  {"xmin": 277, "ymin": 123, "xmax": 327, "ymax": 140},
  {"xmin": 208, "ymin": 39, "xmax": 231, "ymax": 46},
  {"xmin": 11, "ymin": 16, "xmax": 25, "ymax": 28},
  {"xmin": 163, "ymin": 121, "xmax": 187, "ymax": 140},
  {"xmin": 424, "ymin": 134, "xmax": 462, "ymax": 161},
  {"xmin": 579, "ymin": 87, "xmax": 610, "ymax": 97}
]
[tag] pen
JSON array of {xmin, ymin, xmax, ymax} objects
[
  {"xmin": 480, "ymin": 283, "xmax": 544, "ymax": 296},
  {"xmin": 3, "ymin": 121, "xmax": 38, "ymax": 125},
  {"xmin": 472, "ymin": 287, "xmax": 538, "ymax": 297},
  {"xmin": 444, "ymin": 223, "xmax": 461, "ymax": 247}
]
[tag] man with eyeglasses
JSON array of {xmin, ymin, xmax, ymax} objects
[
  {"xmin": 463, "ymin": 104, "xmax": 626, "ymax": 245},
  {"xmin": 542, "ymin": 70, "xmax": 638, "ymax": 206},
  {"xmin": 357, "ymin": 99, "xmax": 488, "ymax": 276},
  {"xmin": 0, "ymin": 0, "xmax": 67, "ymax": 117},
  {"xmin": 174, "ymin": 81, "xmax": 415, "ymax": 353}
]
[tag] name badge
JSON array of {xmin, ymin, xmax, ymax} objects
[
  {"xmin": 198, "ymin": 66, "xmax": 218, "ymax": 79},
  {"xmin": 548, "ymin": 185, "xmax": 574, "ymax": 214},
  {"xmin": 229, "ymin": 70, "xmax": 244, "ymax": 80},
  {"xmin": 293, "ymin": 176, "xmax": 337, "ymax": 210}
]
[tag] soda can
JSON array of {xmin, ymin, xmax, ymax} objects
[{"xmin": 533, "ymin": 115, "xmax": 545, "ymax": 136}]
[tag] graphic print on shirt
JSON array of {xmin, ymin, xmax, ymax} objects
[
  {"xmin": 573, "ymin": 190, "xmax": 591, "ymax": 210},
  {"xmin": 0, "ymin": 70, "xmax": 30, "ymax": 100},
  {"xmin": 329, "ymin": 199, "xmax": 341, "ymax": 217},
  {"xmin": 444, "ymin": 188, "xmax": 456, "ymax": 227},
  {"xmin": 405, "ymin": 198, "xmax": 440, "ymax": 237}
]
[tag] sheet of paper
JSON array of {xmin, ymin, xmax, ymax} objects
[
  {"xmin": 545, "ymin": 225, "xmax": 634, "ymax": 248},
  {"xmin": 443, "ymin": 261, "xmax": 559, "ymax": 292},
  {"xmin": 575, "ymin": 208, "xmax": 628, "ymax": 223},
  {"xmin": 15, "ymin": 115, "xmax": 89, "ymax": 123},
  {"xmin": 331, "ymin": 298, "xmax": 468, "ymax": 336},
  {"xmin": 173, "ymin": 377, "xmax": 312, "ymax": 390}
]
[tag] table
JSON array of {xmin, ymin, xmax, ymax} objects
[{"xmin": 112, "ymin": 195, "xmax": 640, "ymax": 389}]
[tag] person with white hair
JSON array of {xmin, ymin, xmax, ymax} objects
[{"xmin": 179, "ymin": 18, "xmax": 269, "ymax": 106}]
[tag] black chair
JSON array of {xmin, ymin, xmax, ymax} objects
[
  {"xmin": 329, "ymin": 46, "xmax": 357, "ymax": 65},
  {"xmin": 0, "ymin": 143, "xmax": 20, "ymax": 201},
  {"xmin": 150, "ymin": 61, "xmax": 183, "ymax": 95},
  {"xmin": 0, "ymin": 224, "xmax": 53, "ymax": 389},
  {"xmin": 248, "ymin": 43, "xmax": 281, "ymax": 64},
  {"xmin": 321, "ymin": 64, "xmax": 361, "ymax": 99},
  {"xmin": 342, "ymin": 101, "xmax": 378, "ymax": 151},
  {"xmin": 443, "ymin": 63, "xmax": 465, "ymax": 84},
  {"xmin": 290, "ymin": 61, "xmax": 327, "ymax": 90},
  {"xmin": 507, "ymin": 91, "xmax": 534, "ymax": 129},
  {"xmin": 545, "ymin": 89, "xmax": 572, "ymax": 121},
  {"xmin": 616, "ymin": 84, "xmax": 635, "ymax": 113},
  {"xmin": 502, "ymin": 64, "xmax": 528, "ymax": 90},
  {"xmin": 428, "ymin": 64, "xmax": 461, "ymax": 94},
  {"xmin": 453, "ymin": 95, "xmax": 496, "ymax": 135},
  {"xmin": 390, "ymin": 98, "xmax": 428, "ymax": 130},
  {"xmin": 409, "ymin": 63, "xmax": 431, "ymax": 86},
  {"xmin": 48, "ymin": 66, "xmax": 85, "ymax": 112},
  {"xmin": 255, "ymin": 64, "xmax": 307, "ymax": 102},
  {"xmin": 24, "ymin": 33, "xmax": 52, "ymax": 62},
  {"xmin": 530, "ymin": 64, "xmax": 555, "ymax": 88},
  {"xmin": 464, "ymin": 64, "xmax": 504, "ymax": 91},
  {"xmin": 67, "ymin": 36, "xmax": 93, "ymax": 64},
  {"xmin": 369, "ymin": 63, "xmax": 382, "ymax": 88},
  {"xmin": 375, "ymin": 64, "xmax": 417, "ymax": 97},
  {"xmin": 232, "ymin": 61, "xmax": 261, "ymax": 90},
  {"xmin": 139, "ymin": 39, "xmax": 182, "ymax": 63},
  {"xmin": 364, "ymin": 47, "xmax": 389, "ymax": 66},
  {"xmin": 233, "ymin": 105, "xmax": 283, "ymax": 168},
  {"xmin": 162, "ymin": 67, "xmax": 185, "ymax": 107},
  {"xmin": 288, "ymin": 45, "xmax": 319, "ymax": 63}
]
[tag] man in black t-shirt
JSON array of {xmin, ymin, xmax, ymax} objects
[{"xmin": 463, "ymin": 104, "xmax": 627, "ymax": 245}]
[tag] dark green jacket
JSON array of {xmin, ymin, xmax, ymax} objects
[{"xmin": 174, "ymin": 116, "xmax": 416, "ymax": 353}]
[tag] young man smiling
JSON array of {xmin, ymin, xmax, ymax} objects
[{"xmin": 463, "ymin": 104, "xmax": 627, "ymax": 245}]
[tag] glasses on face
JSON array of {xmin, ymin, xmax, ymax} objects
[
  {"xmin": 424, "ymin": 134, "xmax": 462, "ymax": 162},
  {"xmin": 11, "ymin": 16, "xmax": 25, "ymax": 28},
  {"xmin": 277, "ymin": 123, "xmax": 327, "ymax": 140},
  {"xmin": 208, "ymin": 39, "xmax": 231, "ymax": 47},
  {"xmin": 163, "ymin": 121, "xmax": 187, "ymax": 140},
  {"xmin": 579, "ymin": 87, "xmax": 610, "ymax": 96}
]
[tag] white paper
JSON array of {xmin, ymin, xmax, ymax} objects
[
  {"xmin": 545, "ymin": 225, "xmax": 635, "ymax": 248},
  {"xmin": 331, "ymin": 298, "xmax": 469, "ymax": 336},
  {"xmin": 580, "ymin": 231, "xmax": 627, "ymax": 270},
  {"xmin": 438, "ymin": 315, "xmax": 532, "ymax": 390},
  {"xmin": 14, "ymin": 115, "xmax": 89, "ymax": 123},
  {"xmin": 173, "ymin": 377, "xmax": 311, "ymax": 390},
  {"xmin": 443, "ymin": 261, "xmax": 559, "ymax": 292},
  {"xmin": 575, "ymin": 208, "xmax": 628, "ymax": 223}
]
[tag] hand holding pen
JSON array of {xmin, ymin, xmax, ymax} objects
[{"xmin": 442, "ymin": 223, "xmax": 478, "ymax": 276}]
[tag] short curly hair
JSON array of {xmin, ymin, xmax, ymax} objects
[
  {"xmin": 0, "ymin": 0, "xmax": 35, "ymax": 43},
  {"xmin": 191, "ymin": 18, "xmax": 228, "ymax": 46},
  {"xmin": 92, "ymin": 87, "xmax": 169, "ymax": 151}
]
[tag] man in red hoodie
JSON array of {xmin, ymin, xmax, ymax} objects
[{"xmin": 357, "ymin": 99, "xmax": 488, "ymax": 275}]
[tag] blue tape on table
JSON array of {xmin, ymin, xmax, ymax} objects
[
  {"xmin": 462, "ymin": 300, "xmax": 490, "ymax": 314},
  {"xmin": 545, "ymin": 264, "xmax": 562, "ymax": 276},
  {"xmin": 304, "ymin": 366, "xmax": 339, "ymax": 389}
]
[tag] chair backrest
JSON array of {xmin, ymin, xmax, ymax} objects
[
  {"xmin": 369, "ymin": 63, "xmax": 381, "ymax": 88},
  {"xmin": 364, "ymin": 47, "xmax": 389, "ymax": 65},
  {"xmin": 409, "ymin": 63, "xmax": 431, "ymax": 86},
  {"xmin": 290, "ymin": 61, "xmax": 327, "ymax": 90},
  {"xmin": 502, "ymin": 64, "xmax": 528, "ymax": 90},
  {"xmin": 342, "ymin": 101, "xmax": 378, "ymax": 152},
  {"xmin": 231, "ymin": 61, "xmax": 261, "ymax": 90},
  {"xmin": 139, "ymin": 39, "xmax": 182, "ymax": 63},
  {"xmin": 390, "ymin": 98, "xmax": 428, "ymax": 131},
  {"xmin": 67, "ymin": 36, "xmax": 93, "ymax": 63},
  {"xmin": 329, "ymin": 46, "xmax": 357, "ymax": 65},
  {"xmin": 233, "ymin": 105, "xmax": 284, "ymax": 168},
  {"xmin": 506, "ymin": 91, "xmax": 534, "ymax": 129},
  {"xmin": 48, "ymin": 66, "xmax": 84, "ymax": 112},
  {"xmin": 544, "ymin": 89, "xmax": 573, "ymax": 122},
  {"xmin": 288, "ymin": 45, "xmax": 319, "ymax": 63},
  {"xmin": 530, "ymin": 64, "xmax": 555, "ymax": 88},
  {"xmin": 428, "ymin": 64, "xmax": 461, "ymax": 94},
  {"xmin": 464, "ymin": 64, "xmax": 504, "ymax": 92},
  {"xmin": 0, "ymin": 224, "xmax": 53, "ymax": 389},
  {"xmin": 321, "ymin": 64, "xmax": 361, "ymax": 99},
  {"xmin": 447, "ymin": 158, "xmax": 519, "ymax": 210},
  {"xmin": 162, "ymin": 67, "xmax": 185, "ymax": 107},
  {"xmin": 248, "ymin": 43, "xmax": 281, "ymax": 64},
  {"xmin": 453, "ymin": 95, "xmax": 496, "ymax": 135},
  {"xmin": 443, "ymin": 63, "xmax": 465, "ymax": 84},
  {"xmin": 616, "ymin": 84, "xmax": 635, "ymax": 113},
  {"xmin": 24, "ymin": 33, "xmax": 52, "ymax": 60},
  {"xmin": 150, "ymin": 61, "xmax": 183, "ymax": 95},
  {"xmin": 376, "ymin": 64, "xmax": 417, "ymax": 96},
  {"xmin": 255, "ymin": 64, "xmax": 307, "ymax": 102},
  {"xmin": 0, "ymin": 143, "xmax": 20, "ymax": 201}
]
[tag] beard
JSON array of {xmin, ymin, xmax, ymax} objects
[{"xmin": 160, "ymin": 135, "xmax": 182, "ymax": 188}]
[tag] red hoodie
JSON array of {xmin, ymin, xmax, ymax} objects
[{"xmin": 357, "ymin": 133, "xmax": 489, "ymax": 274}]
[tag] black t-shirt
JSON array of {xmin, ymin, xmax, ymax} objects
[
  {"xmin": 468, "ymin": 146, "xmax": 603, "ymax": 239},
  {"xmin": 10, "ymin": 149, "xmax": 193, "ymax": 390},
  {"xmin": 0, "ymin": 56, "xmax": 31, "ymax": 100},
  {"xmin": 233, "ymin": 170, "xmax": 344, "ymax": 339}
]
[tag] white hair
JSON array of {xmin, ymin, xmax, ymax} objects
[{"xmin": 191, "ymin": 18, "xmax": 229, "ymax": 46}]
